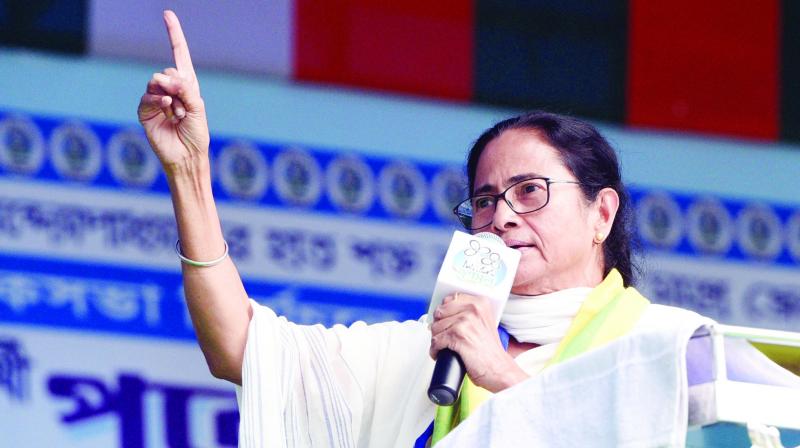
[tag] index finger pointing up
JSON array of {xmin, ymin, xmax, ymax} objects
[{"xmin": 163, "ymin": 10, "xmax": 195, "ymax": 75}]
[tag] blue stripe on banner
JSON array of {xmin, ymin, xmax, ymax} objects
[
  {"xmin": 629, "ymin": 188, "xmax": 800, "ymax": 266},
  {"xmin": 0, "ymin": 254, "xmax": 427, "ymax": 340},
  {"xmin": 0, "ymin": 109, "xmax": 467, "ymax": 227}
]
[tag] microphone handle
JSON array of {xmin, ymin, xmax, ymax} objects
[{"xmin": 427, "ymin": 348, "xmax": 466, "ymax": 406}]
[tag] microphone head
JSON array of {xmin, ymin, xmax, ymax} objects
[{"xmin": 474, "ymin": 231, "xmax": 504, "ymax": 246}]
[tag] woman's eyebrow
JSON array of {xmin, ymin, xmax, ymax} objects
[
  {"xmin": 474, "ymin": 172, "xmax": 543, "ymax": 194},
  {"xmin": 507, "ymin": 173, "xmax": 542, "ymax": 184}
]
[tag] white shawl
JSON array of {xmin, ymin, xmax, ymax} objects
[{"xmin": 436, "ymin": 304, "xmax": 712, "ymax": 447}]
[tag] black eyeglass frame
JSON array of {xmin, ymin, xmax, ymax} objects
[{"xmin": 452, "ymin": 177, "xmax": 581, "ymax": 230}]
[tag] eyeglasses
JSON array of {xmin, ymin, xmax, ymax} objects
[{"xmin": 453, "ymin": 177, "xmax": 580, "ymax": 230}]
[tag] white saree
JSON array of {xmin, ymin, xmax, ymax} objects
[{"xmin": 237, "ymin": 291, "xmax": 710, "ymax": 447}]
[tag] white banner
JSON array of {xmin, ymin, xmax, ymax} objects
[
  {"xmin": 0, "ymin": 325, "xmax": 236, "ymax": 447},
  {"xmin": 0, "ymin": 178, "xmax": 452, "ymax": 298},
  {"xmin": 639, "ymin": 254, "xmax": 800, "ymax": 332}
]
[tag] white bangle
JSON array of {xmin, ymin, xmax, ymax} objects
[{"xmin": 175, "ymin": 240, "xmax": 229, "ymax": 267}]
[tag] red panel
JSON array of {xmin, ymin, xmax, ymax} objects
[
  {"xmin": 627, "ymin": 0, "xmax": 780, "ymax": 139},
  {"xmin": 294, "ymin": 0, "xmax": 473, "ymax": 101}
]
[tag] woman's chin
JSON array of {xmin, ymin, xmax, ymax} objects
[{"xmin": 510, "ymin": 270, "xmax": 549, "ymax": 295}]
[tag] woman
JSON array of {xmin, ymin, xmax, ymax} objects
[{"xmin": 139, "ymin": 11, "xmax": 761, "ymax": 448}]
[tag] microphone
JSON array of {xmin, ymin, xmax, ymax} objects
[{"xmin": 426, "ymin": 231, "xmax": 520, "ymax": 405}]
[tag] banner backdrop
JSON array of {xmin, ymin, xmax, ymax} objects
[{"xmin": 1, "ymin": 109, "xmax": 799, "ymax": 446}]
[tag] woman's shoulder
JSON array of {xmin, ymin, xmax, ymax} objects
[
  {"xmin": 334, "ymin": 314, "xmax": 430, "ymax": 337},
  {"xmin": 248, "ymin": 298, "xmax": 429, "ymax": 331},
  {"xmin": 635, "ymin": 302, "xmax": 716, "ymax": 337},
  {"xmin": 643, "ymin": 303, "xmax": 710, "ymax": 321}
]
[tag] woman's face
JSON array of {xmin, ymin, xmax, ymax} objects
[{"xmin": 473, "ymin": 129, "xmax": 606, "ymax": 295}]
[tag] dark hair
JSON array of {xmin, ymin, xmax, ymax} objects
[{"xmin": 466, "ymin": 110, "xmax": 638, "ymax": 286}]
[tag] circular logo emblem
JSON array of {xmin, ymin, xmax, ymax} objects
[
  {"xmin": 378, "ymin": 161, "xmax": 428, "ymax": 219},
  {"xmin": 0, "ymin": 115, "xmax": 45, "ymax": 175},
  {"xmin": 49, "ymin": 121, "xmax": 103, "ymax": 182},
  {"xmin": 737, "ymin": 204, "xmax": 783, "ymax": 260},
  {"xmin": 216, "ymin": 141, "xmax": 268, "ymax": 200},
  {"xmin": 452, "ymin": 238, "xmax": 507, "ymax": 286},
  {"xmin": 326, "ymin": 154, "xmax": 374, "ymax": 213},
  {"xmin": 636, "ymin": 192, "xmax": 683, "ymax": 249},
  {"xmin": 431, "ymin": 167, "xmax": 466, "ymax": 224},
  {"xmin": 786, "ymin": 210, "xmax": 800, "ymax": 263},
  {"xmin": 107, "ymin": 129, "xmax": 160, "ymax": 188},
  {"xmin": 273, "ymin": 147, "xmax": 322, "ymax": 207},
  {"xmin": 686, "ymin": 197, "xmax": 733, "ymax": 255}
]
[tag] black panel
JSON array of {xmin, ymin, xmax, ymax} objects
[
  {"xmin": 781, "ymin": 0, "xmax": 800, "ymax": 142},
  {"xmin": 0, "ymin": 0, "xmax": 87, "ymax": 54},
  {"xmin": 475, "ymin": 1, "xmax": 628, "ymax": 122}
]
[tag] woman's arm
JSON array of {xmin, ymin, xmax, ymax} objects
[{"xmin": 137, "ymin": 10, "xmax": 250, "ymax": 384}]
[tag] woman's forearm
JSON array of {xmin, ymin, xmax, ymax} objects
[{"xmin": 168, "ymin": 156, "xmax": 251, "ymax": 384}]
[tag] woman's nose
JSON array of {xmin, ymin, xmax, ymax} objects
[{"xmin": 492, "ymin": 197, "xmax": 519, "ymax": 230}]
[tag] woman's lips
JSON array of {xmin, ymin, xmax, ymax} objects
[{"xmin": 504, "ymin": 239, "xmax": 535, "ymax": 250}]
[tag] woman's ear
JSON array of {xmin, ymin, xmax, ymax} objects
[{"xmin": 593, "ymin": 188, "xmax": 620, "ymax": 243}]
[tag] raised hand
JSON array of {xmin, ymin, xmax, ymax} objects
[{"xmin": 138, "ymin": 10, "xmax": 209, "ymax": 172}]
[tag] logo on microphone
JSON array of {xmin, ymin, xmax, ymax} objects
[{"xmin": 452, "ymin": 239, "xmax": 507, "ymax": 286}]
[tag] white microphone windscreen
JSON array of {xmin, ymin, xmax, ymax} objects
[{"xmin": 474, "ymin": 232, "xmax": 504, "ymax": 246}]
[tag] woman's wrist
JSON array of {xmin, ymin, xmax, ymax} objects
[
  {"xmin": 477, "ymin": 353, "xmax": 530, "ymax": 393},
  {"xmin": 165, "ymin": 154, "xmax": 214, "ymax": 204},
  {"xmin": 163, "ymin": 153, "xmax": 211, "ymax": 180},
  {"xmin": 497, "ymin": 363, "xmax": 529, "ymax": 391},
  {"xmin": 163, "ymin": 151, "xmax": 225, "ymax": 259}
]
